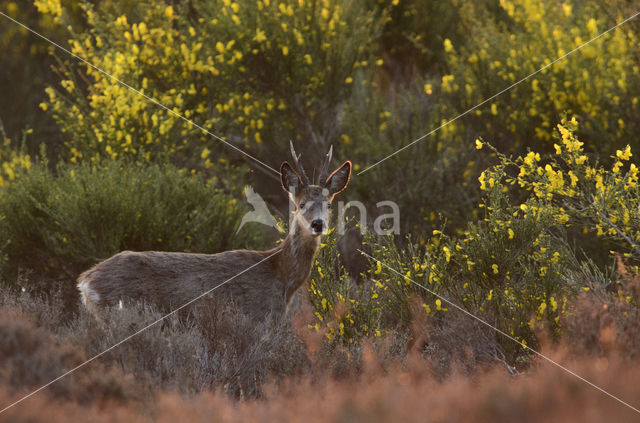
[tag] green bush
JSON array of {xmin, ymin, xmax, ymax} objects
[
  {"xmin": 371, "ymin": 0, "xmax": 465, "ymax": 76},
  {"xmin": 307, "ymin": 229, "xmax": 411, "ymax": 345},
  {"xmin": 0, "ymin": 158, "xmax": 260, "ymax": 294},
  {"xmin": 340, "ymin": 81, "xmax": 484, "ymax": 237}
]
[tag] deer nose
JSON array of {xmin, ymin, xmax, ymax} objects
[{"xmin": 310, "ymin": 219, "xmax": 324, "ymax": 233}]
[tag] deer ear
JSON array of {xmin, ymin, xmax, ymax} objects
[
  {"xmin": 281, "ymin": 162, "xmax": 302, "ymax": 194},
  {"xmin": 326, "ymin": 161, "xmax": 351, "ymax": 195}
]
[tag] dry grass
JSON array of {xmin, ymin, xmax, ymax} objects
[{"xmin": 1, "ymin": 281, "xmax": 639, "ymax": 422}]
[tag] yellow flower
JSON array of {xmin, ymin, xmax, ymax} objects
[
  {"xmin": 442, "ymin": 246, "xmax": 451, "ymax": 262},
  {"xmin": 616, "ymin": 145, "xmax": 632, "ymax": 161},
  {"xmin": 554, "ymin": 144, "xmax": 562, "ymax": 155},
  {"xmin": 61, "ymin": 80, "xmax": 75, "ymax": 93},
  {"xmin": 253, "ymin": 29, "xmax": 267, "ymax": 43},
  {"xmin": 441, "ymin": 74, "xmax": 454, "ymax": 92},
  {"xmin": 549, "ymin": 296, "xmax": 558, "ymax": 312},
  {"xmin": 475, "ymin": 139, "xmax": 483, "ymax": 150},
  {"xmin": 478, "ymin": 171, "xmax": 487, "ymax": 190},
  {"xmin": 492, "ymin": 264, "xmax": 499, "ymax": 274},
  {"xmin": 523, "ymin": 151, "xmax": 540, "ymax": 166},
  {"xmin": 443, "ymin": 38, "xmax": 453, "ymax": 53},
  {"xmin": 613, "ymin": 161, "xmax": 622, "ymax": 173}
]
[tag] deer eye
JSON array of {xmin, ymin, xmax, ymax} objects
[{"xmin": 300, "ymin": 202, "xmax": 306, "ymax": 209}]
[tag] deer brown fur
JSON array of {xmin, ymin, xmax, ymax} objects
[{"xmin": 78, "ymin": 143, "xmax": 351, "ymax": 323}]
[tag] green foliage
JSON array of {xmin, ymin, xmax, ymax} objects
[
  {"xmin": 363, "ymin": 186, "xmax": 573, "ymax": 362},
  {"xmin": 340, "ymin": 81, "xmax": 483, "ymax": 236},
  {"xmin": 308, "ymin": 229, "xmax": 410, "ymax": 344},
  {"xmin": 373, "ymin": 0, "xmax": 464, "ymax": 74},
  {"xmin": 0, "ymin": 159, "xmax": 259, "ymax": 291}
]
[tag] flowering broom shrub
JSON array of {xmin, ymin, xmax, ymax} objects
[
  {"xmin": 37, "ymin": 0, "xmax": 386, "ymax": 168},
  {"xmin": 0, "ymin": 124, "xmax": 32, "ymax": 188},
  {"xmin": 0, "ymin": 0, "xmax": 82, "ymax": 145},
  {"xmin": 318, "ymin": 119, "xmax": 640, "ymax": 362},
  {"xmin": 370, "ymin": 0, "xmax": 464, "ymax": 74},
  {"xmin": 307, "ymin": 229, "xmax": 411, "ymax": 345},
  {"xmin": 480, "ymin": 117, "xmax": 640, "ymax": 261},
  {"xmin": 438, "ymin": 0, "xmax": 640, "ymax": 155}
]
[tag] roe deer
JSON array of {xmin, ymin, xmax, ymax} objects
[{"xmin": 77, "ymin": 143, "xmax": 351, "ymax": 323}]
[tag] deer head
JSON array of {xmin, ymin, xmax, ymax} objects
[{"xmin": 280, "ymin": 142, "xmax": 351, "ymax": 236}]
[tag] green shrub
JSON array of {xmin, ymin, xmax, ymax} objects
[
  {"xmin": 0, "ymin": 158, "xmax": 260, "ymax": 294},
  {"xmin": 340, "ymin": 81, "xmax": 484, "ymax": 237},
  {"xmin": 307, "ymin": 229, "xmax": 411, "ymax": 345},
  {"xmin": 371, "ymin": 0, "xmax": 465, "ymax": 75}
]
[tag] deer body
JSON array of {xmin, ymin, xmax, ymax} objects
[{"xmin": 78, "ymin": 143, "xmax": 350, "ymax": 323}]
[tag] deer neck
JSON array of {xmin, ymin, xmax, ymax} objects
[{"xmin": 276, "ymin": 220, "xmax": 320, "ymax": 301}]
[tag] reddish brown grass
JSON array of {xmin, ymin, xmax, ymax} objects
[{"xmin": 1, "ymin": 283, "xmax": 639, "ymax": 422}]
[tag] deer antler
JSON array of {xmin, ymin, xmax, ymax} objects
[
  {"xmin": 289, "ymin": 141, "xmax": 310, "ymax": 186},
  {"xmin": 319, "ymin": 145, "xmax": 333, "ymax": 185}
]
